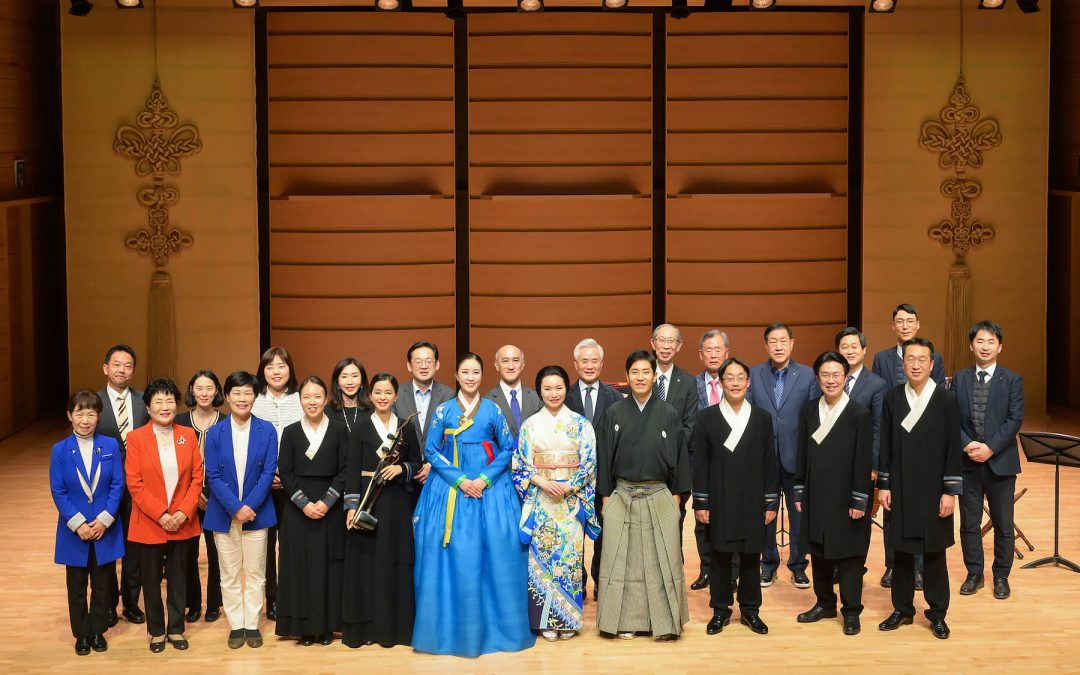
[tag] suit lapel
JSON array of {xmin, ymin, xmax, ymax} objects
[
  {"xmin": 849, "ymin": 371, "xmax": 866, "ymax": 401},
  {"xmin": 243, "ymin": 422, "xmax": 263, "ymax": 494},
  {"xmin": 963, "ymin": 369, "xmax": 975, "ymax": 414},
  {"xmin": 66, "ymin": 435, "xmax": 93, "ymax": 489},
  {"xmin": 219, "ymin": 423, "xmax": 240, "ymax": 488}
]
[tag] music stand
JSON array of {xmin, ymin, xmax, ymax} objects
[{"xmin": 1018, "ymin": 432, "xmax": 1080, "ymax": 572}]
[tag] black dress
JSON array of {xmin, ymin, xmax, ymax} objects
[
  {"xmin": 341, "ymin": 413, "xmax": 421, "ymax": 648},
  {"xmin": 275, "ymin": 418, "xmax": 347, "ymax": 637},
  {"xmin": 329, "ymin": 405, "xmax": 368, "ymax": 438}
]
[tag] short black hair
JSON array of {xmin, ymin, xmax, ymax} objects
[
  {"xmin": 407, "ymin": 341, "xmax": 440, "ymax": 363},
  {"xmin": 892, "ymin": 303, "xmax": 919, "ymax": 319},
  {"xmin": 835, "ymin": 326, "xmax": 866, "ymax": 349},
  {"xmin": 142, "ymin": 378, "xmax": 181, "ymax": 407},
  {"xmin": 104, "ymin": 344, "xmax": 137, "ymax": 367},
  {"xmin": 968, "ymin": 320, "xmax": 1004, "ymax": 344},
  {"xmin": 625, "ymin": 349, "xmax": 656, "ymax": 373},
  {"xmin": 330, "ymin": 357, "xmax": 371, "ymax": 410},
  {"xmin": 813, "ymin": 351, "xmax": 851, "ymax": 377},
  {"xmin": 901, "ymin": 337, "xmax": 935, "ymax": 358},
  {"xmin": 256, "ymin": 346, "xmax": 298, "ymax": 395},
  {"xmin": 763, "ymin": 322, "xmax": 793, "ymax": 341},
  {"xmin": 369, "ymin": 371, "xmax": 399, "ymax": 394},
  {"xmin": 534, "ymin": 364, "xmax": 570, "ymax": 393},
  {"xmin": 67, "ymin": 389, "xmax": 103, "ymax": 414},
  {"xmin": 223, "ymin": 370, "xmax": 259, "ymax": 395},
  {"xmin": 718, "ymin": 357, "xmax": 750, "ymax": 379},
  {"xmin": 184, "ymin": 369, "xmax": 224, "ymax": 408}
]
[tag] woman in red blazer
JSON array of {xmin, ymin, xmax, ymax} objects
[{"xmin": 126, "ymin": 378, "xmax": 203, "ymax": 653}]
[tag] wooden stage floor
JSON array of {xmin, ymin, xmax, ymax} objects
[{"xmin": 3, "ymin": 412, "xmax": 1079, "ymax": 673}]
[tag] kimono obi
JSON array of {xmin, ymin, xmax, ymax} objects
[
  {"xmin": 533, "ymin": 451, "xmax": 580, "ymax": 481},
  {"xmin": 614, "ymin": 479, "xmax": 667, "ymax": 499}
]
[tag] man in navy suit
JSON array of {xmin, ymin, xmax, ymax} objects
[
  {"xmin": 484, "ymin": 344, "xmax": 542, "ymax": 438},
  {"xmin": 746, "ymin": 323, "xmax": 820, "ymax": 589},
  {"xmin": 837, "ymin": 328, "xmax": 889, "ymax": 479},
  {"xmin": 955, "ymin": 321, "xmax": 1024, "ymax": 601}
]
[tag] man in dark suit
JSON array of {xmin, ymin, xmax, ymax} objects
[
  {"xmin": 651, "ymin": 323, "xmax": 711, "ymax": 589},
  {"xmin": 484, "ymin": 344, "xmax": 541, "ymax": 438},
  {"xmin": 955, "ymin": 321, "xmax": 1024, "ymax": 601},
  {"xmin": 393, "ymin": 341, "xmax": 454, "ymax": 485},
  {"xmin": 694, "ymin": 329, "xmax": 730, "ymax": 415},
  {"xmin": 565, "ymin": 337, "xmax": 622, "ymax": 598},
  {"xmin": 96, "ymin": 344, "xmax": 149, "ymax": 626},
  {"xmin": 745, "ymin": 323, "xmax": 820, "ymax": 589},
  {"xmin": 837, "ymin": 328, "xmax": 889, "ymax": 479}
]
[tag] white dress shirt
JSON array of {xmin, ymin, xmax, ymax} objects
[{"xmin": 231, "ymin": 416, "xmax": 251, "ymax": 498}]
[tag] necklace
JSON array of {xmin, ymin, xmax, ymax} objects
[{"xmin": 342, "ymin": 405, "xmax": 359, "ymax": 433}]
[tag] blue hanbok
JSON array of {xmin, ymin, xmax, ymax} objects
[{"xmin": 412, "ymin": 396, "xmax": 535, "ymax": 657}]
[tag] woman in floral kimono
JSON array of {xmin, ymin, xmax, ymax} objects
[{"xmin": 513, "ymin": 365, "xmax": 599, "ymax": 642}]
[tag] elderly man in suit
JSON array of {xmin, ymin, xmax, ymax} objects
[
  {"xmin": 393, "ymin": 341, "xmax": 454, "ymax": 486},
  {"xmin": 955, "ymin": 321, "xmax": 1024, "ymax": 601},
  {"xmin": 485, "ymin": 344, "xmax": 541, "ymax": 438},
  {"xmin": 97, "ymin": 344, "xmax": 150, "ymax": 627},
  {"xmin": 746, "ymin": 323, "xmax": 820, "ymax": 589}
]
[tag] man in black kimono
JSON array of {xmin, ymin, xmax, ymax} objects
[{"xmin": 877, "ymin": 338, "xmax": 963, "ymax": 640}]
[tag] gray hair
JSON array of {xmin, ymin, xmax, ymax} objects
[
  {"xmin": 698, "ymin": 329, "xmax": 731, "ymax": 349},
  {"xmin": 651, "ymin": 323, "xmax": 682, "ymax": 342},
  {"xmin": 573, "ymin": 338, "xmax": 604, "ymax": 361}
]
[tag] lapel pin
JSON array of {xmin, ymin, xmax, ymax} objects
[
  {"xmin": 177, "ymin": 436, "xmax": 186, "ymax": 445},
  {"xmin": 96, "ymin": 447, "xmax": 102, "ymax": 454}
]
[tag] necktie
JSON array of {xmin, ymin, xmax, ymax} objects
[
  {"xmin": 773, "ymin": 369, "xmax": 785, "ymax": 409},
  {"xmin": 116, "ymin": 394, "xmax": 130, "ymax": 449},
  {"xmin": 584, "ymin": 386, "xmax": 595, "ymax": 422},
  {"xmin": 708, "ymin": 380, "xmax": 720, "ymax": 406},
  {"xmin": 978, "ymin": 371, "xmax": 988, "ymax": 385},
  {"xmin": 844, "ymin": 375, "xmax": 854, "ymax": 395},
  {"xmin": 510, "ymin": 389, "xmax": 522, "ymax": 428},
  {"xmin": 657, "ymin": 374, "xmax": 667, "ymax": 401}
]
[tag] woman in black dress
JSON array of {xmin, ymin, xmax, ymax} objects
[
  {"xmin": 275, "ymin": 375, "xmax": 347, "ymax": 645},
  {"xmin": 342, "ymin": 372, "xmax": 421, "ymax": 648},
  {"xmin": 329, "ymin": 357, "xmax": 371, "ymax": 435}
]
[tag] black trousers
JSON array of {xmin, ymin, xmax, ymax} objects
[
  {"xmin": 810, "ymin": 554, "xmax": 864, "ymax": 618},
  {"xmin": 960, "ymin": 463, "xmax": 1016, "ymax": 579},
  {"xmin": 883, "ymin": 509, "xmax": 924, "ymax": 572},
  {"xmin": 110, "ymin": 498, "xmax": 142, "ymax": 612},
  {"xmin": 185, "ymin": 519, "xmax": 223, "ymax": 611},
  {"xmin": 138, "ymin": 537, "xmax": 195, "ymax": 637},
  {"xmin": 66, "ymin": 545, "xmax": 115, "ymax": 639},
  {"xmin": 709, "ymin": 550, "xmax": 762, "ymax": 616},
  {"xmin": 265, "ymin": 488, "xmax": 285, "ymax": 603},
  {"xmin": 892, "ymin": 549, "xmax": 949, "ymax": 620},
  {"xmin": 762, "ymin": 467, "xmax": 808, "ymax": 573}
]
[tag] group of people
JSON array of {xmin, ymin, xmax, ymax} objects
[{"xmin": 50, "ymin": 302, "xmax": 1024, "ymax": 657}]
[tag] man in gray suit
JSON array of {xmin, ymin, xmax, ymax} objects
[
  {"xmin": 484, "ymin": 344, "xmax": 541, "ymax": 438},
  {"xmin": 97, "ymin": 344, "xmax": 150, "ymax": 626},
  {"xmin": 393, "ymin": 341, "xmax": 454, "ymax": 485}
]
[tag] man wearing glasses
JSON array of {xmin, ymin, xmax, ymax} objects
[{"xmin": 394, "ymin": 341, "xmax": 455, "ymax": 486}]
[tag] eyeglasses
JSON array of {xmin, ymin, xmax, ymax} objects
[
  {"xmin": 652, "ymin": 337, "xmax": 680, "ymax": 346},
  {"xmin": 818, "ymin": 372, "xmax": 846, "ymax": 382},
  {"xmin": 411, "ymin": 358, "xmax": 435, "ymax": 367},
  {"xmin": 894, "ymin": 318, "xmax": 918, "ymax": 327},
  {"xmin": 722, "ymin": 375, "xmax": 748, "ymax": 384},
  {"xmin": 904, "ymin": 356, "xmax": 931, "ymax": 366}
]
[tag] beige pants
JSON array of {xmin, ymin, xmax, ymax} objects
[{"xmin": 214, "ymin": 521, "xmax": 267, "ymax": 631}]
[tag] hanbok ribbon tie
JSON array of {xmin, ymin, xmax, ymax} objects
[{"xmin": 442, "ymin": 413, "xmax": 476, "ymax": 547}]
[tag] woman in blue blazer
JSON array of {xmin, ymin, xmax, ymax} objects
[
  {"xmin": 50, "ymin": 390, "xmax": 125, "ymax": 656},
  {"xmin": 203, "ymin": 370, "xmax": 279, "ymax": 649}
]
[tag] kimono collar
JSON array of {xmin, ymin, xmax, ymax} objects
[
  {"xmin": 812, "ymin": 394, "xmax": 850, "ymax": 445},
  {"xmin": 902, "ymin": 378, "xmax": 937, "ymax": 432},
  {"xmin": 457, "ymin": 393, "xmax": 480, "ymax": 418},
  {"xmin": 719, "ymin": 397, "xmax": 751, "ymax": 452},
  {"xmin": 301, "ymin": 414, "xmax": 330, "ymax": 459},
  {"xmin": 634, "ymin": 393, "xmax": 652, "ymax": 412},
  {"xmin": 370, "ymin": 411, "xmax": 398, "ymax": 451}
]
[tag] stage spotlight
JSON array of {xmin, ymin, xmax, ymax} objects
[
  {"xmin": 69, "ymin": 0, "xmax": 93, "ymax": 15},
  {"xmin": 748, "ymin": 0, "xmax": 776, "ymax": 10},
  {"xmin": 977, "ymin": 0, "xmax": 1004, "ymax": 8},
  {"xmin": 1017, "ymin": 0, "xmax": 1038, "ymax": 12},
  {"xmin": 869, "ymin": 0, "xmax": 896, "ymax": 12},
  {"xmin": 232, "ymin": 0, "xmax": 258, "ymax": 7},
  {"xmin": 671, "ymin": 0, "xmax": 690, "ymax": 19},
  {"xmin": 518, "ymin": 0, "xmax": 543, "ymax": 12},
  {"xmin": 116, "ymin": 0, "xmax": 143, "ymax": 7},
  {"xmin": 602, "ymin": 0, "xmax": 628, "ymax": 9}
]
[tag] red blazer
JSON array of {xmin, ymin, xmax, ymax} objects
[{"xmin": 125, "ymin": 422, "xmax": 203, "ymax": 544}]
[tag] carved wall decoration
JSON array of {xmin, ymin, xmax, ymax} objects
[{"xmin": 114, "ymin": 78, "xmax": 203, "ymax": 380}]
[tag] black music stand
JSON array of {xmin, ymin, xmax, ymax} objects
[{"xmin": 1019, "ymin": 432, "xmax": 1080, "ymax": 572}]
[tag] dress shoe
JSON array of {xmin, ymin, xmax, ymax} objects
[
  {"xmin": 959, "ymin": 574, "xmax": 984, "ymax": 595},
  {"xmin": 246, "ymin": 629, "xmax": 264, "ymax": 648},
  {"xmin": 166, "ymin": 634, "xmax": 189, "ymax": 650},
  {"xmin": 706, "ymin": 613, "xmax": 730, "ymax": 635},
  {"xmin": 690, "ymin": 573, "xmax": 711, "ymax": 591},
  {"xmin": 760, "ymin": 570, "xmax": 775, "ymax": 587},
  {"xmin": 266, "ymin": 602, "xmax": 277, "ymax": 621},
  {"xmin": 123, "ymin": 606, "xmax": 146, "ymax": 624},
  {"xmin": 149, "ymin": 638, "xmax": 166, "ymax": 653},
  {"xmin": 929, "ymin": 617, "xmax": 950, "ymax": 639},
  {"xmin": 993, "ymin": 577, "xmax": 1011, "ymax": 600},
  {"xmin": 299, "ymin": 635, "xmax": 315, "ymax": 646},
  {"xmin": 797, "ymin": 605, "xmax": 837, "ymax": 623},
  {"xmin": 319, "ymin": 633, "xmax": 334, "ymax": 645},
  {"xmin": 740, "ymin": 613, "xmax": 768, "ymax": 635},
  {"xmin": 843, "ymin": 616, "xmax": 861, "ymax": 636},
  {"xmin": 90, "ymin": 633, "xmax": 108, "ymax": 652},
  {"xmin": 228, "ymin": 629, "xmax": 246, "ymax": 649},
  {"xmin": 75, "ymin": 637, "xmax": 91, "ymax": 656},
  {"xmin": 792, "ymin": 570, "xmax": 811, "ymax": 589},
  {"xmin": 106, "ymin": 609, "xmax": 119, "ymax": 628},
  {"xmin": 915, "ymin": 571, "xmax": 924, "ymax": 591},
  {"xmin": 877, "ymin": 611, "xmax": 914, "ymax": 631},
  {"xmin": 880, "ymin": 568, "xmax": 893, "ymax": 588},
  {"xmin": 205, "ymin": 607, "xmax": 221, "ymax": 622},
  {"xmin": 186, "ymin": 607, "xmax": 202, "ymax": 622}
]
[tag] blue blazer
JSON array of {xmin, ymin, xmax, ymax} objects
[
  {"xmin": 953, "ymin": 365, "xmax": 1024, "ymax": 477},
  {"xmin": 50, "ymin": 434, "xmax": 125, "ymax": 567},
  {"xmin": 746, "ymin": 360, "xmax": 821, "ymax": 473},
  {"xmin": 202, "ymin": 416, "xmax": 279, "ymax": 532},
  {"xmin": 847, "ymin": 368, "xmax": 889, "ymax": 471},
  {"xmin": 872, "ymin": 346, "xmax": 946, "ymax": 387}
]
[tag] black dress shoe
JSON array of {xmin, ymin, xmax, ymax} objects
[
  {"xmin": 106, "ymin": 609, "xmax": 119, "ymax": 628},
  {"xmin": 123, "ymin": 607, "xmax": 146, "ymax": 624},
  {"xmin": 90, "ymin": 633, "xmax": 108, "ymax": 652},
  {"xmin": 792, "ymin": 570, "xmax": 811, "ymax": 589},
  {"xmin": 166, "ymin": 635, "xmax": 189, "ymax": 650},
  {"xmin": 247, "ymin": 629, "xmax": 264, "ymax": 648},
  {"xmin": 915, "ymin": 571, "xmax": 924, "ymax": 591},
  {"xmin": 797, "ymin": 605, "xmax": 838, "ymax": 623},
  {"xmin": 843, "ymin": 616, "xmax": 861, "ymax": 635},
  {"xmin": 740, "ymin": 613, "xmax": 768, "ymax": 635},
  {"xmin": 75, "ymin": 637, "xmax": 91, "ymax": 656},
  {"xmin": 690, "ymin": 573, "xmax": 711, "ymax": 591},
  {"xmin": 149, "ymin": 638, "xmax": 166, "ymax": 653},
  {"xmin": 319, "ymin": 633, "xmax": 335, "ymax": 645},
  {"xmin": 266, "ymin": 602, "xmax": 277, "ymax": 621},
  {"xmin": 959, "ymin": 574, "xmax": 984, "ymax": 595},
  {"xmin": 228, "ymin": 629, "xmax": 246, "ymax": 649},
  {"xmin": 186, "ymin": 607, "xmax": 202, "ymax": 622},
  {"xmin": 205, "ymin": 608, "xmax": 221, "ymax": 622},
  {"xmin": 880, "ymin": 568, "xmax": 893, "ymax": 588},
  {"xmin": 299, "ymin": 635, "xmax": 315, "ymax": 646},
  {"xmin": 878, "ymin": 611, "xmax": 914, "ymax": 631},
  {"xmin": 929, "ymin": 617, "xmax": 950, "ymax": 639},
  {"xmin": 705, "ymin": 613, "xmax": 730, "ymax": 635},
  {"xmin": 760, "ymin": 570, "xmax": 775, "ymax": 587},
  {"xmin": 993, "ymin": 576, "xmax": 1011, "ymax": 600}
]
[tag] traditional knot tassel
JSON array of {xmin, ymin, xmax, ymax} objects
[
  {"xmin": 147, "ymin": 269, "xmax": 177, "ymax": 381},
  {"xmin": 944, "ymin": 261, "xmax": 972, "ymax": 375}
]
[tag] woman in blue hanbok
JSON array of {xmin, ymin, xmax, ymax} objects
[{"xmin": 412, "ymin": 352, "xmax": 534, "ymax": 657}]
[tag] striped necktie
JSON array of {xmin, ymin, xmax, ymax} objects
[
  {"xmin": 657, "ymin": 374, "xmax": 667, "ymax": 401},
  {"xmin": 116, "ymin": 393, "xmax": 131, "ymax": 449}
]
